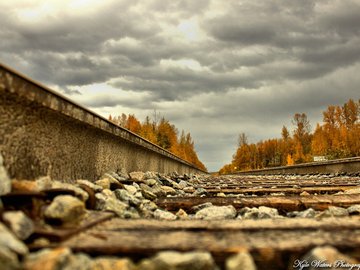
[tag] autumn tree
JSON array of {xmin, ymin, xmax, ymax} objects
[
  {"xmin": 139, "ymin": 116, "xmax": 157, "ymax": 143},
  {"xmin": 292, "ymin": 113, "xmax": 312, "ymax": 163},
  {"xmin": 156, "ymin": 117, "xmax": 179, "ymax": 154},
  {"xmin": 219, "ymin": 163, "xmax": 234, "ymax": 174},
  {"xmin": 232, "ymin": 143, "xmax": 252, "ymax": 171},
  {"xmin": 108, "ymin": 113, "xmax": 207, "ymax": 171},
  {"xmin": 342, "ymin": 99, "xmax": 358, "ymax": 128},
  {"xmin": 238, "ymin": 133, "xmax": 248, "ymax": 147},
  {"xmin": 321, "ymin": 99, "xmax": 360, "ymax": 158},
  {"xmin": 280, "ymin": 126, "xmax": 293, "ymax": 165},
  {"xmin": 126, "ymin": 114, "xmax": 141, "ymax": 134},
  {"xmin": 220, "ymin": 99, "xmax": 360, "ymax": 174},
  {"xmin": 110, "ymin": 113, "xmax": 128, "ymax": 127},
  {"xmin": 311, "ymin": 123, "xmax": 328, "ymax": 156}
]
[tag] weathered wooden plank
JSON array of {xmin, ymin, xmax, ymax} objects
[
  {"xmin": 197, "ymin": 179, "xmax": 360, "ymax": 187},
  {"xmin": 61, "ymin": 217, "xmax": 360, "ymax": 259},
  {"xmin": 204, "ymin": 186, "xmax": 354, "ymax": 194},
  {"xmin": 156, "ymin": 194, "xmax": 360, "ymax": 212},
  {"xmin": 199, "ymin": 183, "xmax": 359, "ymax": 188},
  {"xmin": 88, "ymin": 216, "xmax": 360, "ymax": 231}
]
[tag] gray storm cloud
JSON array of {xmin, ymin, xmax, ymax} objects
[{"xmin": 1, "ymin": 0, "xmax": 359, "ymax": 171}]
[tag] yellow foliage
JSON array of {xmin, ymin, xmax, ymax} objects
[
  {"xmin": 221, "ymin": 99, "xmax": 360, "ymax": 173},
  {"xmin": 286, "ymin": 154, "xmax": 294, "ymax": 166}
]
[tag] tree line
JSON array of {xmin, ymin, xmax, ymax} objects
[
  {"xmin": 219, "ymin": 99, "xmax": 360, "ymax": 174},
  {"xmin": 108, "ymin": 113, "xmax": 207, "ymax": 171}
]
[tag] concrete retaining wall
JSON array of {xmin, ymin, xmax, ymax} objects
[
  {"xmin": 234, "ymin": 157, "xmax": 360, "ymax": 175},
  {"xmin": 0, "ymin": 63, "xmax": 205, "ymax": 181}
]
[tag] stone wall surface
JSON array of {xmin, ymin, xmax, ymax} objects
[{"xmin": 0, "ymin": 63, "xmax": 205, "ymax": 181}]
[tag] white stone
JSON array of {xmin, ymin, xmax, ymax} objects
[
  {"xmin": 3, "ymin": 211, "xmax": 34, "ymax": 240},
  {"xmin": 141, "ymin": 251, "xmax": 216, "ymax": 270},
  {"xmin": 44, "ymin": 195, "xmax": 85, "ymax": 224},
  {"xmin": 195, "ymin": 205, "xmax": 236, "ymax": 220},
  {"xmin": 0, "ymin": 153, "xmax": 11, "ymax": 195},
  {"xmin": 226, "ymin": 251, "xmax": 257, "ymax": 270},
  {"xmin": 0, "ymin": 222, "xmax": 28, "ymax": 255},
  {"xmin": 153, "ymin": 209, "xmax": 177, "ymax": 220}
]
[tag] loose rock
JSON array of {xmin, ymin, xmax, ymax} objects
[
  {"xmin": 123, "ymin": 184, "xmax": 138, "ymax": 195},
  {"xmin": 0, "ymin": 222, "xmax": 28, "ymax": 255},
  {"xmin": 102, "ymin": 172, "xmax": 126, "ymax": 188},
  {"xmin": 191, "ymin": 202, "xmax": 213, "ymax": 213},
  {"xmin": 195, "ymin": 205, "xmax": 236, "ymax": 220},
  {"xmin": 258, "ymin": 206, "xmax": 279, "ymax": 219},
  {"xmin": 35, "ymin": 176, "xmax": 53, "ymax": 190},
  {"xmin": 138, "ymin": 200, "xmax": 157, "ymax": 218},
  {"xmin": 316, "ymin": 206, "xmax": 348, "ymax": 218},
  {"xmin": 95, "ymin": 178, "xmax": 111, "ymax": 190},
  {"xmin": 149, "ymin": 185, "xmax": 166, "ymax": 197},
  {"xmin": 145, "ymin": 179, "xmax": 158, "ymax": 186},
  {"xmin": 52, "ymin": 181, "xmax": 89, "ymax": 202},
  {"xmin": 44, "ymin": 195, "xmax": 86, "ymax": 224},
  {"xmin": 0, "ymin": 153, "xmax": 11, "ymax": 195},
  {"xmin": 178, "ymin": 180, "xmax": 188, "ymax": 189},
  {"xmin": 328, "ymin": 206, "xmax": 348, "ymax": 217},
  {"xmin": 140, "ymin": 185, "xmax": 157, "ymax": 200},
  {"xmin": 226, "ymin": 251, "xmax": 257, "ymax": 270},
  {"xmin": 95, "ymin": 191, "xmax": 129, "ymax": 218},
  {"xmin": 160, "ymin": 177, "xmax": 180, "ymax": 189},
  {"xmin": 296, "ymin": 208, "xmax": 316, "ymax": 218},
  {"xmin": 144, "ymin": 171, "xmax": 158, "ymax": 180},
  {"xmin": 176, "ymin": 209, "xmax": 188, "ymax": 220},
  {"xmin": 0, "ymin": 246, "xmax": 21, "ymax": 270},
  {"xmin": 183, "ymin": 187, "xmax": 195, "ymax": 193},
  {"xmin": 153, "ymin": 209, "xmax": 177, "ymax": 220},
  {"xmin": 3, "ymin": 211, "xmax": 34, "ymax": 240},
  {"xmin": 114, "ymin": 189, "xmax": 141, "ymax": 207},
  {"xmin": 139, "ymin": 251, "xmax": 216, "ymax": 270},
  {"xmin": 194, "ymin": 188, "xmax": 207, "ymax": 196},
  {"xmin": 63, "ymin": 253, "xmax": 93, "ymax": 270},
  {"xmin": 161, "ymin": 186, "xmax": 177, "ymax": 196},
  {"xmin": 240, "ymin": 206, "xmax": 281, "ymax": 219},
  {"xmin": 129, "ymin": 172, "xmax": 145, "ymax": 182},
  {"xmin": 76, "ymin": 180, "xmax": 103, "ymax": 192},
  {"xmin": 91, "ymin": 257, "xmax": 136, "ymax": 270},
  {"xmin": 240, "ymin": 207, "xmax": 259, "ymax": 219},
  {"xmin": 24, "ymin": 247, "xmax": 71, "ymax": 270},
  {"xmin": 301, "ymin": 246, "xmax": 357, "ymax": 269},
  {"xmin": 142, "ymin": 190, "xmax": 157, "ymax": 200},
  {"xmin": 347, "ymin": 204, "xmax": 360, "ymax": 215}
]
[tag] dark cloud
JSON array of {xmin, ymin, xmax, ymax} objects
[
  {"xmin": 208, "ymin": 20, "xmax": 276, "ymax": 45},
  {"xmin": 318, "ymin": 1, "xmax": 360, "ymax": 36},
  {"xmin": 1, "ymin": 0, "xmax": 360, "ymax": 171}
]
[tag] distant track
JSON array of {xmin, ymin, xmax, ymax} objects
[{"xmin": 231, "ymin": 157, "xmax": 360, "ymax": 175}]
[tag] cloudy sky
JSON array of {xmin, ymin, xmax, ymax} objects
[{"xmin": 1, "ymin": 0, "xmax": 360, "ymax": 171}]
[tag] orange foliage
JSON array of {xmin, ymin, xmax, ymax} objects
[
  {"xmin": 220, "ymin": 99, "xmax": 360, "ymax": 174},
  {"xmin": 286, "ymin": 154, "xmax": 294, "ymax": 166},
  {"xmin": 108, "ymin": 113, "xmax": 207, "ymax": 171}
]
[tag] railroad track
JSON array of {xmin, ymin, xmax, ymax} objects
[
  {"xmin": 1, "ymin": 171, "xmax": 360, "ymax": 269},
  {"xmin": 1, "ymin": 64, "xmax": 360, "ymax": 269}
]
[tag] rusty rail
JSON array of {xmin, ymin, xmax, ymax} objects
[{"xmin": 232, "ymin": 157, "xmax": 360, "ymax": 175}]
